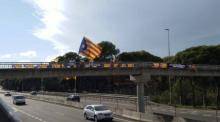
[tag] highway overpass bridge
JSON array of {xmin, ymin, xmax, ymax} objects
[{"xmin": 0, "ymin": 62, "xmax": 220, "ymax": 113}]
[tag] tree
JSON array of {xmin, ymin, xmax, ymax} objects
[
  {"xmin": 118, "ymin": 50, "xmax": 162, "ymax": 62},
  {"xmin": 163, "ymin": 56, "xmax": 175, "ymax": 63},
  {"xmin": 96, "ymin": 41, "xmax": 120, "ymax": 61},
  {"xmin": 173, "ymin": 45, "xmax": 220, "ymax": 64},
  {"xmin": 55, "ymin": 52, "xmax": 81, "ymax": 63}
]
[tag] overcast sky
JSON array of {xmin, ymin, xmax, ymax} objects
[{"xmin": 0, "ymin": 0, "xmax": 220, "ymax": 61}]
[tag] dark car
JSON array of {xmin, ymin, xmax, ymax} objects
[
  {"xmin": 4, "ymin": 92, "xmax": 11, "ymax": 96},
  {"xmin": 66, "ymin": 94, "xmax": 80, "ymax": 102},
  {"xmin": 12, "ymin": 95, "xmax": 26, "ymax": 105},
  {"xmin": 30, "ymin": 91, "xmax": 37, "ymax": 95}
]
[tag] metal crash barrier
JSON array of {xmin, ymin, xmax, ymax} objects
[{"xmin": 0, "ymin": 62, "xmax": 219, "ymax": 71}]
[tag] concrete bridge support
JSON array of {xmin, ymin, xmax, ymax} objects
[
  {"xmin": 137, "ymin": 82, "xmax": 145, "ymax": 113},
  {"xmin": 134, "ymin": 74, "xmax": 151, "ymax": 113}
]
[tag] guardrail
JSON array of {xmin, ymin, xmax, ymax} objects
[
  {"xmin": 0, "ymin": 62, "xmax": 220, "ymax": 71},
  {"xmin": 18, "ymin": 91, "xmax": 140, "ymax": 111}
]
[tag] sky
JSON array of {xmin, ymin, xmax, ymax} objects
[{"xmin": 0, "ymin": 0, "xmax": 220, "ymax": 62}]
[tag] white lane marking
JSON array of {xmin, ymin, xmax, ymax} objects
[
  {"xmin": 114, "ymin": 117, "xmax": 152, "ymax": 122},
  {"xmin": 55, "ymin": 111, "xmax": 65, "ymax": 116},
  {"xmin": 191, "ymin": 111, "xmax": 197, "ymax": 114},
  {"xmin": 203, "ymin": 114, "xmax": 211, "ymax": 117},
  {"xmin": 179, "ymin": 111, "xmax": 187, "ymax": 114},
  {"xmin": 12, "ymin": 106, "xmax": 19, "ymax": 112},
  {"xmin": 114, "ymin": 117, "xmax": 134, "ymax": 122},
  {"xmin": 28, "ymin": 98, "xmax": 140, "ymax": 122},
  {"xmin": 12, "ymin": 106, "xmax": 47, "ymax": 122}
]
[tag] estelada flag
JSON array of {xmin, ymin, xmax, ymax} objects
[{"xmin": 78, "ymin": 37, "xmax": 102, "ymax": 60}]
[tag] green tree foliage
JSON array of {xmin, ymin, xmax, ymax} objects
[
  {"xmin": 173, "ymin": 45, "xmax": 220, "ymax": 64},
  {"xmin": 163, "ymin": 56, "xmax": 175, "ymax": 63},
  {"xmin": 118, "ymin": 50, "xmax": 162, "ymax": 62},
  {"xmin": 164, "ymin": 45, "xmax": 220, "ymax": 107},
  {"xmin": 96, "ymin": 41, "xmax": 120, "ymax": 61},
  {"xmin": 55, "ymin": 52, "xmax": 81, "ymax": 63}
]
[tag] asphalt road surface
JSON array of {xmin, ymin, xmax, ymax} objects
[
  {"xmin": 3, "ymin": 91, "xmax": 220, "ymax": 122},
  {"xmin": 34, "ymin": 94, "xmax": 220, "ymax": 122},
  {"xmin": 0, "ymin": 94, "xmax": 134, "ymax": 122},
  {"xmin": 24, "ymin": 94, "xmax": 138, "ymax": 111}
]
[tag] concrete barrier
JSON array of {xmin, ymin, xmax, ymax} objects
[
  {"xmin": 172, "ymin": 117, "xmax": 186, "ymax": 122},
  {"xmin": 113, "ymin": 109, "xmax": 155, "ymax": 122}
]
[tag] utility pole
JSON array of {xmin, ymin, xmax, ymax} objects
[
  {"xmin": 165, "ymin": 29, "xmax": 171, "ymax": 56},
  {"xmin": 165, "ymin": 28, "xmax": 172, "ymax": 104}
]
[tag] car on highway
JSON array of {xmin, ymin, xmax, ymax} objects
[
  {"xmin": 12, "ymin": 95, "xmax": 26, "ymax": 105},
  {"xmin": 83, "ymin": 104, "xmax": 113, "ymax": 122},
  {"xmin": 66, "ymin": 94, "xmax": 80, "ymax": 102},
  {"xmin": 30, "ymin": 91, "xmax": 37, "ymax": 95},
  {"xmin": 4, "ymin": 92, "xmax": 11, "ymax": 96}
]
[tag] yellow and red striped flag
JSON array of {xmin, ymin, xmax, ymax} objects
[{"xmin": 78, "ymin": 37, "xmax": 102, "ymax": 60}]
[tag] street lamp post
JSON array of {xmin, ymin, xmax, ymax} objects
[
  {"xmin": 165, "ymin": 29, "xmax": 171, "ymax": 56},
  {"xmin": 165, "ymin": 28, "xmax": 172, "ymax": 105}
]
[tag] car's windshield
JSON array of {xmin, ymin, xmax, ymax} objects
[
  {"xmin": 15, "ymin": 96, "xmax": 25, "ymax": 99},
  {"xmin": 94, "ymin": 106, "xmax": 108, "ymax": 111}
]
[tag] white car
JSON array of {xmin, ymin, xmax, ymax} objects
[
  {"xmin": 83, "ymin": 104, "xmax": 113, "ymax": 122},
  {"xmin": 12, "ymin": 95, "xmax": 26, "ymax": 105}
]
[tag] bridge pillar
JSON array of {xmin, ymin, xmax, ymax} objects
[
  {"xmin": 137, "ymin": 82, "xmax": 145, "ymax": 113},
  {"xmin": 134, "ymin": 74, "xmax": 151, "ymax": 113}
]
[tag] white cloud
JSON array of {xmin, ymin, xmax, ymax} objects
[
  {"xmin": 0, "ymin": 54, "xmax": 12, "ymax": 59},
  {"xmin": 45, "ymin": 54, "xmax": 58, "ymax": 62},
  {"xmin": 25, "ymin": 0, "xmax": 220, "ymax": 57},
  {"xmin": 17, "ymin": 59, "xmax": 31, "ymax": 62},
  {"xmin": 0, "ymin": 50, "xmax": 38, "ymax": 62},
  {"xmin": 26, "ymin": 0, "xmax": 112, "ymax": 55},
  {"xmin": 19, "ymin": 50, "xmax": 37, "ymax": 57},
  {"xmin": 26, "ymin": 0, "xmax": 69, "ymax": 53}
]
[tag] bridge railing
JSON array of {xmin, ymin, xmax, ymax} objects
[
  {"xmin": 0, "ymin": 62, "xmax": 220, "ymax": 71},
  {"xmin": 0, "ymin": 62, "xmax": 49, "ymax": 69}
]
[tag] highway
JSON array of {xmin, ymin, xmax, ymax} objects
[
  {"xmin": 2, "ymin": 91, "xmax": 220, "ymax": 122},
  {"xmin": 28, "ymin": 94, "xmax": 220, "ymax": 122},
  {"xmin": 0, "ymin": 94, "xmax": 134, "ymax": 122},
  {"xmin": 29, "ymin": 94, "xmax": 138, "ymax": 111}
]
